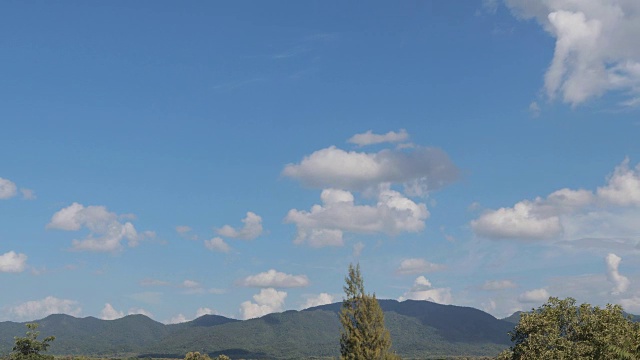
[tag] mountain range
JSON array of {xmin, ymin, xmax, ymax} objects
[{"xmin": 0, "ymin": 300, "xmax": 517, "ymax": 359}]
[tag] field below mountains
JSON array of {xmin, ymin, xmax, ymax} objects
[{"xmin": 0, "ymin": 300, "xmax": 515, "ymax": 359}]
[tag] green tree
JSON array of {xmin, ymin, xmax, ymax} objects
[
  {"xmin": 10, "ymin": 323, "xmax": 55, "ymax": 360},
  {"xmin": 497, "ymin": 297, "xmax": 640, "ymax": 360},
  {"xmin": 184, "ymin": 352, "xmax": 229, "ymax": 360},
  {"xmin": 339, "ymin": 263, "xmax": 399, "ymax": 360}
]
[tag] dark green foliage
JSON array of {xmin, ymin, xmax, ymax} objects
[
  {"xmin": 10, "ymin": 323, "xmax": 55, "ymax": 360},
  {"xmin": 497, "ymin": 297, "xmax": 640, "ymax": 360},
  {"xmin": 339, "ymin": 264, "xmax": 398, "ymax": 360},
  {"xmin": 0, "ymin": 301, "xmax": 517, "ymax": 359}
]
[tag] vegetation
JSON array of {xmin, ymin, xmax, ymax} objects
[
  {"xmin": 497, "ymin": 297, "xmax": 640, "ymax": 360},
  {"xmin": 339, "ymin": 263, "xmax": 399, "ymax": 360},
  {"xmin": 10, "ymin": 323, "xmax": 55, "ymax": 360},
  {"xmin": 183, "ymin": 351, "xmax": 229, "ymax": 360}
]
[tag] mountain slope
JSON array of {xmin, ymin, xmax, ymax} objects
[{"xmin": 1, "ymin": 300, "xmax": 514, "ymax": 359}]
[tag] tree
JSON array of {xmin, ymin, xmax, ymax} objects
[
  {"xmin": 184, "ymin": 352, "xmax": 229, "ymax": 360},
  {"xmin": 497, "ymin": 297, "xmax": 640, "ymax": 360},
  {"xmin": 339, "ymin": 263, "xmax": 399, "ymax": 360},
  {"xmin": 11, "ymin": 323, "xmax": 55, "ymax": 360}
]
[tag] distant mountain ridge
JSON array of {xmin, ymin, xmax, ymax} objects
[{"xmin": 1, "ymin": 300, "xmax": 514, "ymax": 359}]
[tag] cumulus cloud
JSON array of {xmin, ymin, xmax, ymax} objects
[
  {"xmin": 240, "ymin": 288, "xmax": 287, "ymax": 320},
  {"xmin": 348, "ymin": 129, "xmax": 409, "ymax": 147},
  {"xmin": 128, "ymin": 307, "xmax": 153, "ymax": 317},
  {"xmin": 398, "ymin": 276, "xmax": 452, "ymax": 304},
  {"xmin": 204, "ymin": 237, "xmax": 231, "ymax": 253},
  {"xmin": 302, "ymin": 293, "xmax": 334, "ymax": 309},
  {"xmin": 396, "ymin": 258, "xmax": 445, "ymax": 275},
  {"xmin": 286, "ymin": 188, "xmax": 429, "ymax": 247},
  {"xmin": 196, "ymin": 307, "xmax": 216, "ymax": 317},
  {"xmin": 8, "ymin": 296, "xmax": 81, "ymax": 320},
  {"xmin": 605, "ymin": 253, "xmax": 630, "ymax": 294},
  {"xmin": 166, "ymin": 313, "xmax": 187, "ymax": 324},
  {"xmin": 0, "ymin": 178, "xmax": 18, "ymax": 199},
  {"xmin": 472, "ymin": 159, "xmax": 640, "ymax": 245},
  {"xmin": 241, "ymin": 269, "xmax": 309, "ymax": 288},
  {"xmin": 282, "ymin": 145, "xmax": 458, "ymax": 193},
  {"xmin": 217, "ymin": 212, "xmax": 263, "ymax": 240},
  {"xmin": 101, "ymin": 303, "xmax": 124, "ymax": 320},
  {"xmin": 0, "ymin": 251, "xmax": 28, "ymax": 273},
  {"xmin": 504, "ymin": 0, "xmax": 640, "ymax": 106},
  {"xmin": 47, "ymin": 203, "xmax": 146, "ymax": 252},
  {"xmin": 597, "ymin": 158, "xmax": 640, "ymax": 206},
  {"xmin": 518, "ymin": 288, "xmax": 550, "ymax": 303},
  {"xmin": 176, "ymin": 226, "xmax": 191, "ymax": 234},
  {"xmin": 481, "ymin": 280, "xmax": 518, "ymax": 291}
]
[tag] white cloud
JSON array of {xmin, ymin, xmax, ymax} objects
[
  {"xmin": 597, "ymin": 158, "xmax": 640, "ymax": 206},
  {"xmin": 472, "ymin": 160, "xmax": 640, "ymax": 245},
  {"xmin": 529, "ymin": 101, "xmax": 541, "ymax": 117},
  {"xmin": 481, "ymin": 280, "xmax": 518, "ymax": 291},
  {"xmin": 166, "ymin": 313, "xmax": 187, "ymax": 324},
  {"xmin": 282, "ymin": 145, "xmax": 458, "ymax": 193},
  {"xmin": 605, "ymin": 253, "xmax": 630, "ymax": 295},
  {"xmin": 347, "ymin": 129, "xmax": 409, "ymax": 147},
  {"xmin": 0, "ymin": 178, "xmax": 18, "ymax": 199},
  {"xmin": 8, "ymin": 296, "xmax": 82, "ymax": 320},
  {"xmin": 0, "ymin": 251, "xmax": 28, "ymax": 273},
  {"xmin": 504, "ymin": 0, "xmax": 640, "ymax": 106},
  {"xmin": 398, "ymin": 276, "xmax": 452, "ymax": 304},
  {"xmin": 241, "ymin": 269, "xmax": 309, "ymax": 288},
  {"xmin": 204, "ymin": 237, "xmax": 231, "ymax": 253},
  {"xmin": 396, "ymin": 258, "xmax": 445, "ymax": 275},
  {"xmin": 302, "ymin": 293, "xmax": 334, "ymax": 309},
  {"xmin": 240, "ymin": 288, "xmax": 287, "ymax": 320},
  {"xmin": 47, "ymin": 203, "xmax": 145, "ymax": 252},
  {"xmin": 196, "ymin": 307, "xmax": 216, "ymax": 317},
  {"xmin": 128, "ymin": 307, "xmax": 153, "ymax": 317},
  {"xmin": 286, "ymin": 188, "xmax": 429, "ymax": 247},
  {"xmin": 518, "ymin": 288, "xmax": 550, "ymax": 303},
  {"xmin": 217, "ymin": 212, "xmax": 263, "ymax": 240},
  {"xmin": 101, "ymin": 303, "xmax": 124, "ymax": 320}
]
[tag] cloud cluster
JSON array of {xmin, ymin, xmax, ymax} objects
[
  {"xmin": 282, "ymin": 145, "xmax": 458, "ymax": 193},
  {"xmin": 204, "ymin": 237, "xmax": 231, "ymax": 253},
  {"xmin": 240, "ymin": 288, "xmax": 287, "ymax": 320},
  {"xmin": 47, "ymin": 203, "xmax": 148, "ymax": 252},
  {"xmin": 605, "ymin": 253, "xmax": 630, "ymax": 295},
  {"xmin": 347, "ymin": 129, "xmax": 409, "ymax": 146},
  {"xmin": 217, "ymin": 212, "xmax": 263, "ymax": 240},
  {"xmin": 8, "ymin": 296, "xmax": 81, "ymax": 320},
  {"xmin": 302, "ymin": 293, "xmax": 334, "ymax": 309},
  {"xmin": 0, "ymin": 177, "xmax": 34, "ymax": 200},
  {"xmin": 505, "ymin": 0, "xmax": 640, "ymax": 106},
  {"xmin": 241, "ymin": 269, "xmax": 309, "ymax": 288},
  {"xmin": 472, "ymin": 159, "xmax": 640, "ymax": 247},
  {"xmin": 286, "ymin": 188, "xmax": 429, "ymax": 247},
  {"xmin": 398, "ymin": 276, "xmax": 452, "ymax": 304},
  {"xmin": 518, "ymin": 288, "xmax": 550, "ymax": 303},
  {"xmin": 0, "ymin": 251, "xmax": 28, "ymax": 273},
  {"xmin": 396, "ymin": 258, "xmax": 445, "ymax": 275}
]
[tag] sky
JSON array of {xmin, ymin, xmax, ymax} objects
[{"xmin": 1, "ymin": 0, "xmax": 640, "ymax": 323}]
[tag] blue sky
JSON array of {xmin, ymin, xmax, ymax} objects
[{"xmin": 2, "ymin": 0, "xmax": 640, "ymax": 323}]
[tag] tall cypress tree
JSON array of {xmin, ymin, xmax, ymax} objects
[{"xmin": 339, "ymin": 263, "xmax": 399, "ymax": 360}]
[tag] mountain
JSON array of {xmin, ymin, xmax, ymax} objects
[
  {"xmin": 501, "ymin": 311, "xmax": 523, "ymax": 325},
  {"xmin": 1, "ymin": 300, "xmax": 515, "ymax": 359}
]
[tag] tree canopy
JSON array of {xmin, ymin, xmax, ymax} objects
[
  {"xmin": 339, "ymin": 263, "xmax": 399, "ymax": 360},
  {"xmin": 497, "ymin": 297, "xmax": 640, "ymax": 360},
  {"xmin": 10, "ymin": 323, "xmax": 55, "ymax": 360}
]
